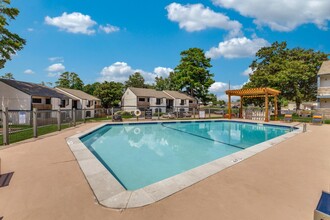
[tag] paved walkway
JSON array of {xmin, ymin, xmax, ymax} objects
[{"xmin": 0, "ymin": 122, "xmax": 329, "ymax": 220}]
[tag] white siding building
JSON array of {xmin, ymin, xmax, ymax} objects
[
  {"xmin": 121, "ymin": 87, "xmax": 172, "ymax": 113},
  {"xmin": 316, "ymin": 60, "xmax": 330, "ymax": 118},
  {"xmin": 317, "ymin": 61, "xmax": 330, "ymax": 108},
  {"xmin": 0, "ymin": 79, "xmax": 68, "ymax": 111},
  {"xmin": 121, "ymin": 87, "xmax": 197, "ymax": 113},
  {"xmin": 55, "ymin": 87, "xmax": 101, "ymax": 118},
  {"xmin": 163, "ymin": 90, "xmax": 197, "ymax": 111}
]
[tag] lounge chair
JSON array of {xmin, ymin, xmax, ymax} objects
[
  {"xmin": 112, "ymin": 114, "xmax": 122, "ymax": 122},
  {"xmin": 314, "ymin": 191, "xmax": 330, "ymax": 220},
  {"xmin": 162, "ymin": 113, "xmax": 175, "ymax": 119},
  {"xmin": 312, "ymin": 114, "xmax": 323, "ymax": 125},
  {"xmin": 283, "ymin": 114, "xmax": 292, "ymax": 123}
]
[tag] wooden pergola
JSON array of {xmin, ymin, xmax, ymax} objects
[{"xmin": 225, "ymin": 87, "xmax": 281, "ymax": 122}]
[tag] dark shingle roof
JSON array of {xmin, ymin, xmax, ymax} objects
[{"xmin": 0, "ymin": 79, "xmax": 68, "ymax": 99}]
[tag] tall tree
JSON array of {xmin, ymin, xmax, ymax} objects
[
  {"xmin": 0, "ymin": 0, "xmax": 26, "ymax": 69},
  {"xmin": 0, "ymin": 72, "xmax": 14, "ymax": 79},
  {"xmin": 93, "ymin": 81, "xmax": 124, "ymax": 108},
  {"xmin": 244, "ymin": 41, "xmax": 328, "ymax": 109},
  {"xmin": 83, "ymin": 82, "xmax": 100, "ymax": 95},
  {"xmin": 55, "ymin": 72, "xmax": 84, "ymax": 90},
  {"xmin": 125, "ymin": 72, "xmax": 145, "ymax": 88},
  {"xmin": 173, "ymin": 48, "xmax": 215, "ymax": 102},
  {"xmin": 154, "ymin": 72, "xmax": 177, "ymax": 91}
]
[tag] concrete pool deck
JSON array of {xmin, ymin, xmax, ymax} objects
[{"xmin": 0, "ymin": 120, "xmax": 330, "ymax": 219}]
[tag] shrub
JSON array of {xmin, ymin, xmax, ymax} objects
[{"xmin": 324, "ymin": 119, "xmax": 330, "ymax": 124}]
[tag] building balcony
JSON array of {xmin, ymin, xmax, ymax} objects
[
  {"xmin": 32, "ymin": 104, "xmax": 52, "ymax": 110},
  {"xmin": 189, "ymin": 103, "xmax": 198, "ymax": 108},
  {"xmin": 137, "ymin": 101, "xmax": 150, "ymax": 107},
  {"xmin": 317, "ymin": 87, "xmax": 330, "ymax": 96}
]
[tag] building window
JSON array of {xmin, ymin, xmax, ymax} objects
[
  {"xmin": 139, "ymin": 98, "xmax": 145, "ymax": 102},
  {"xmin": 60, "ymin": 100, "xmax": 66, "ymax": 107},
  {"xmin": 156, "ymin": 98, "xmax": 162, "ymax": 105},
  {"xmin": 85, "ymin": 111, "xmax": 91, "ymax": 117},
  {"xmin": 46, "ymin": 98, "xmax": 51, "ymax": 104},
  {"xmin": 32, "ymin": 98, "xmax": 42, "ymax": 104},
  {"xmin": 86, "ymin": 101, "xmax": 91, "ymax": 107},
  {"xmin": 155, "ymin": 108, "xmax": 162, "ymax": 113},
  {"xmin": 180, "ymin": 99, "xmax": 185, "ymax": 105},
  {"xmin": 189, "ymin": 100, "xmax": 193, "ymax": 103}
]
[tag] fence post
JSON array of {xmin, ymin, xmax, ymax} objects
[
  {"xmin": 2, "ymin": 107, "xmax": 9, "ymax": 145},
  {"xmin": 193, "ymin": 108, "xmax": 195, "ymax": 119},
  {"xmin": 57, "ymin": 109, "xmax": 61, "ymax": 131},
  {"xmin": 33, "ymin": 108, "xmax": 38, "ymax": 138},
  {"xmin": 208, "ymin": 107, "xmax": 211, "ymax": 118},
  {"xmin": 82, "ymin": 108, "xmax": 86, "ymax": 123},
  {"xmin": 158, "ymin": 108, "xmax": 160, "ymax": 120},
  {"xmin": 73, "ymin": 108, "xmax": 76, "ymax": 127}
]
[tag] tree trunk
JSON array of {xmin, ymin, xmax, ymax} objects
[{"xmin": 295, "ymin": 100, "xmax": 301, "ymax": 111}]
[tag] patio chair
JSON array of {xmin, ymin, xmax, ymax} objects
[
  {"xmin": 283, "ymin": 114, "xmax": 292, "ymax": 123},
  {"xmin": 312, "ymin": 114, "xmax": 323, "ymax": 125}
]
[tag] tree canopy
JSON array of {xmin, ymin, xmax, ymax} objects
[
  {"xmin": 55, "ymin": 72, "xmax": 84, "ymax": 90},
  {"xmin": 154, "ymin": 72, "xmax": 177, "ymax": 91},
  {"xmin": 172, "ymin": 48, "xmax": 215, "ymax": 102},
  {"xmin": 125, "ymin": 72, "xmax": 146, "ymax": 88},
  {"xmin": 0, "ymin": 72, "xmax": 13, "ymax": 79},
  {"xmin": 93, "ymin": 81, "xmax": 124, "ymax": 108},
  {"xmin": 244, "ymin": 41, "xmax": 328, "ymax": 109},
  {"xmin": 0, "ymin": 0, "xmax": 26, "ymax": 69},
  {"xmin": 83, "ymin": 82, "xmax": 100, "ymax": 95}
]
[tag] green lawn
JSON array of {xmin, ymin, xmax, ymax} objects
[{"xmin": 0, "ymin": 124, "xmax": 71, "ymax": 146}]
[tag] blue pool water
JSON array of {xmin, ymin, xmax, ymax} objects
[{"xmin": 80, "ymin": 121, "xmax": 292, "ymax": 190}]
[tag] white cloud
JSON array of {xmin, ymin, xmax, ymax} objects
[
  {"xmin": 45, "ymin": 12, "xmax": 97, "ymax": 35},
  {"xmin": 99, "ymin": 24, "xmax": 120, "ymax": 34},
  {"xmin": 212, "ymin": 0, "xmax": 330, "ymax": 31},
  {"xmin": 48, "ymin": 57, "xmax": 64, "ymax": 63},
  {"xmin": 209, "ymin": 82, "xmax": 243, "ymax": 101},
  {"xmin": 98, "ymin": 62, "xmax": 134, "ymax": 83},
  {"xmin": 46, "ymin": 63, "xmax": 65, "ymax": 72},
  {"xmin": 24, "ymin": 69, "xmax": 34, "ymax": 74},
  {"xmin": 98, "ymin": 62, "xmax": 173, "ymax": 84},
  {"xmin": 242, "ymin": 67, "xmax": 253, "ymax": 76},
  {"xmin": 27, "ymin": 28, "xmax": 34, "ymax": 32},
  {"xmin": 154, "ymin": 67, "xmax": 173, "ymax": 78},
  {"xmin": 166, "ymin": 3, "xmax": 242, "ymax": 37},
  {"xmin": 47, "ymin": 72, "xmax": 60, "ymax": 78},
  {"xmin": 206, "ymin": 37, "xmax": 269, "ymax": 59}
]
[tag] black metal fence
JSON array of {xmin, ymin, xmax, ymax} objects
[{"xmin": 1, "ymin": 106, "xmax": 242, "ymax": 146}]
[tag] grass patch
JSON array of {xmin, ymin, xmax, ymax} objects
[
  {"xmin": 0, "ymin": 124, "xmax": 71, "ymax": 146},
  {"xmin": 272, "ymin": 115, "xmax": 312, "ymax": 123}
]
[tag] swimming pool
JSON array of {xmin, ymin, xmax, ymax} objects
[
  {"xmin": 67, "ymin": 120, "xmax": 301, "ymax": 208},
  {"xmin": 80, "ymin": 121, "xmax": 291, "ymax": 190}
]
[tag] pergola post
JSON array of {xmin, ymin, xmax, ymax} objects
[
  {"xmin": 228, "ymin": 95, "xmax": 231, "ymax": 119},
  {"xmin": 274, "ymin": 95, "xmax": 278, "ymax": 121},
  {"xmin": 239, "ymin": 96, "xmax": 243, "ymax": 119},
  {"xmin": 265, "ymin": 92, "xmax": 269, "ymax": 122}
]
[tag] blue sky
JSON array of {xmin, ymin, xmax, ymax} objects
[{"xmin": 2, "ymin": 0, "xmax": 330, "ymax": 99}]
